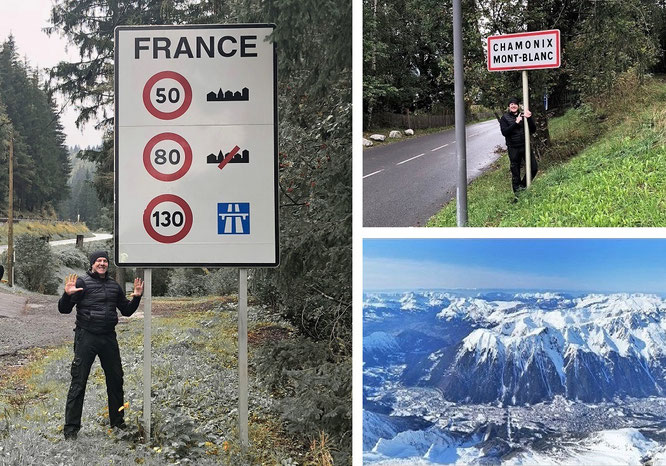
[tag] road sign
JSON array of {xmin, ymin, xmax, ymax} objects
[
  {"xmin": 115, "ymin": 25, "xmax": 279, "ymax": 267},
  {"xmin": 487, "ymin": 29, "xmax": 560, "ymax": 72}
]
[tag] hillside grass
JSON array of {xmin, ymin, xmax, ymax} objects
[
  {"xmin": 427, "ymin": 74, "xmax": 666, "ymax": 227},
  {"xmin": 0, "ymin": 299, "xmax": 317, "ymax": 465},
  {"xmin": 0, "ymin": 221, "xmax": 91, "ymax": 245}
]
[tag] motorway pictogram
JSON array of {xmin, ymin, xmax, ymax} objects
[{"xmin": 217, "ymin": 203, "xmax": 250, "ymax": 234}]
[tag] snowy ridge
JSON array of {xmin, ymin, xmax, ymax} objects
[
  {"xmin": 424, "ymin": 293, "xmax": 666, "ymax": 404},
  {"xmin": 458, "ymin": 293, "xmax": 666, "ymax": 362}
]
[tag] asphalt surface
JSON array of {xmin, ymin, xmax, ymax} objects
[{"xmin": 363, "ymin": 119, "xmax": 507, "ymax": 227}]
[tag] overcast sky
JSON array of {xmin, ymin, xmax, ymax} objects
[
  {"xmin": 364, "ymin": 239, "xmax": 666, "ymax": 294},
  {"xmin": 0, "ymin": 0, "xmax": 103, "ymax": 148}
]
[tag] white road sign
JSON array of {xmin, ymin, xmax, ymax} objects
[
  {"xmin": 115, "ymin": 24, "xmax": 278, "ymax": 267},
  {"xmin": 487, "ymin": 29, "xmax": 560, "ymax": 72}
]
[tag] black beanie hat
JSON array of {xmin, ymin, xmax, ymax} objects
[
  {"xmin": 508, "ymin": 97, "xmax": 520, "ymax": 106},
  {"xmin": 89, "ymin": 250, "xmax": 109, "ymax": 267}
]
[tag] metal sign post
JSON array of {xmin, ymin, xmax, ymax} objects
[
  {"xmin": 7, "ymin": 131, "xmax": 13, "ymax": 287},
  {"xmin": 238, "ymin": 268, "xmax": 248, "ymax": 447},
  {"xmin": 522, "ymin": 70, "xmax": 531, "ymax": 187},
  {"xmin": 143, "ymin": 269, "xmax": 152, "ymax": 441},
  {"xmin": 487, "ymin": 29, "xmax": 561, "ymax": 190},
  {"xmin": 453, "ymin": 0, "xmax": 468, "ymax": 226}
]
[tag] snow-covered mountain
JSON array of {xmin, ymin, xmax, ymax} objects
[
  {"xmin": 413, "ymin": 293, "xmax": 666, "ymax": 404},
  {"xmin": 364, "ymin": 291, "xmax": 666, "ymax": 463}
]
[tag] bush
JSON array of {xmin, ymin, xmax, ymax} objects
[
  {"xmin": 166, "ymin": 268, "xmax": 208, "ymax": 297},
  {"xmin": 57, "ymin": 247, "xmax": 89, "ymax": 269},
  {"xmin": 255, "ymin": 337, "xmax": 351, "ymax": 465},
  {"xmin": 13, "ymin": 234, "xmax": 60, "ymax": 294},
  {"xmin": 165, "ymin": 268, "xmax": 239, "ymax": 297}
]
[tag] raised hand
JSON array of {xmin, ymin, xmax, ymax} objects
[
  {"xmin": 524, "ymin": 109, "xmax": 532, "ymax": 118},
  {"xmin": 131, "ymin": 278, "xmax": 144, "ymax": 297},
  {"xmin": 64, "ymin": 274, "xmax": 83, "ymax": 295}
]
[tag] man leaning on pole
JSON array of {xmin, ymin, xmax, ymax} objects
[{"xmin": 499, "ymin": 96, "xmax": 537, "ymax": 199}]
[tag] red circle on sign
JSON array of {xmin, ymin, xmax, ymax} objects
[
  {"xmin": 143, "ymin": 133, "xmax": 193, "ymax": 181},
  {"xmin": 142, "ymin": 71, "xmax": 192, "ymax": 120},
  {"xmin": 143, "ymin": 194, "xmax": 193, "ymax": 244}
]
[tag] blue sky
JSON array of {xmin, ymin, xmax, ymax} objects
[{"xmin": 364, "ymin": 239, "xmax": 666, "ymax": 293}]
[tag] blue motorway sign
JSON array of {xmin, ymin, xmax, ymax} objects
[{"xmin": 218, "ymin": 203, "xmax": 250, "ymax": 234}]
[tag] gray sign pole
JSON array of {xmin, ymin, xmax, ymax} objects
[
  {"xmin": 522, "ymin": 70, "xmax": 532, "ymax": 187},
  {"xmin": 453, "ymin": 0, "xmax": 468, "ymax": 226},
  {"xmin": 143, "ymin": 268, "xmax": 152, "ymax": 441},
  {"xmin": 238, "ymin": 268, "xmax": 249, "ymax": 447}
]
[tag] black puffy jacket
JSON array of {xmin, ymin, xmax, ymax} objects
[
  {"xmin": 58, "ymin": 271, "xmax": 141, "ymax": 334},
  {"xmin": 500, "ymin": 111, "xmax": 536, "ymax": 148}
]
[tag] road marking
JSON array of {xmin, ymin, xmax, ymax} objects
[
  {"xmin": 363, "ymin": 169, "xmax": 384, "ymax": 179},
  {"xmin": 431, "ymin": 144, "xmax": 449, "ymax": 151},
  {"xmin": 397, "ymin": 153, "xmax": 425, "ymax": 165}
]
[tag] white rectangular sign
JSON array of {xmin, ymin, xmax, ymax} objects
[
  {"xmin": 115, "ymin": 24, "xmax": 279, "ymax": 267},
  {"xmin": 487, "ymin": 29, "xmax": 560, "ymax": 72}
]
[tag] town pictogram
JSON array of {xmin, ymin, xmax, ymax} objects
[
  {"xmin": 207, "ymin": 87, "xmax": 250, "ymax": 102},
  {"xmin": 207, "ymin": 147, "xmax": 249, "ymax": 166}
]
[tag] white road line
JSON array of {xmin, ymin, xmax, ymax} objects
[
  {"xmin": 431, "ymin": 144, "xmax": 449, "ymax": 151},
  {"xmin": 396, "ymin": 153, "xmax": 425, "ymax": 165},
  {"xmin": 363, "ymin": 169, "xmax": 384, "ymax": 179}
]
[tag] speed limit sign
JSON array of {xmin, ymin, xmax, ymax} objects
[{"xmin": 115, "ymin": 25, "xmax": 279, "ymax": 267}]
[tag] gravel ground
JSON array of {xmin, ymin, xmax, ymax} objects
[{"xmin": 0, "ymin": 284, "xmax": 76, "ymax": 378}]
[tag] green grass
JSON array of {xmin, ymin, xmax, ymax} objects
[
  {"xmin": 0, "ymin": 301, "xmax": 307, "ymax": 465},
  {"xmin": 427, "ymin": 76, "xmax": 666, "ymax": 227}
]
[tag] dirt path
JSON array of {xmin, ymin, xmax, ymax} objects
[{"xmin": 0, "ymin": 288, "xmax": 76, "ymax": 378}]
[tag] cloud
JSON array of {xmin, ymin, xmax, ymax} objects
[{"xmin": 364, "ymin": 257, "xmax": 580, "ymax": 291}]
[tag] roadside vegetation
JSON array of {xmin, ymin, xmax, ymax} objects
[
  {"xmin": 0, "ymin": 221, "xmax": 90, "ymax": 246},
  {"xmin": 428, "ymin": 74, "xmax": 666, "ymax": 227},
  {"xmin": 0, "ymin": 297, "xmax": 323, "ymax": 465}
]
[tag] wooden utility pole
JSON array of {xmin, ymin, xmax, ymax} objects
[{"xmin": 7, "ymin": 130, "xmax": 13, "ymax": 287}]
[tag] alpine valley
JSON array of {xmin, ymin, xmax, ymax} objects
[{"xmin": 363, "ymin": 290, "xmax": 666, "ymax": 464}]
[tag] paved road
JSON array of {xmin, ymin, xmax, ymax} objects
[
  {"xmin": 0, "ymin": 232, "xmax": 112, "ymax": 254},
  {"xmin": 363, "ymin": 119, "xmax": 506, "ymax": 227}
]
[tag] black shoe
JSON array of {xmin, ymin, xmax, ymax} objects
[
  {"xmin": 64, "ymin": 431, "xmax": 78, "ymax": 440},
  {"xmin": 111, "ymin": 422, "xmax": 127, "ymax": 430}
]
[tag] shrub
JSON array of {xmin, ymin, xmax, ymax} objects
[
  {"xmin": 164, "ymin": 268, "xmax": 239, "ymax": 297},
  {"xmin": 166, "ymin": 268, "xmax": 208, "ymax": 297},
  {"xmin": 57, "ymin": 247, "xmax": 89, "ymax": 269},
  {"xmin": 255, "ymin": 337, "xmax": 351, "ymax": 465},
  {"xmin": 13, "ymin": 234, "xmax": 59, "ymax": 294}
]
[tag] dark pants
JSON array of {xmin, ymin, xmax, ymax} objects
[
  {"xmin": 508, "ymin": 145, "xmax": 538, "ymax": 193},
  {"xmin": 64, "ymin": 327, "xmax": 124, "ymax": 436}
]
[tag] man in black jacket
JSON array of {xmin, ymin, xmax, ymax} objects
[
  {"xmin": 58, "ymin": 250, "xmax": 143, "ymax": 440},
  {"xmin": 499, "ymin": 97, "xmax": 537, "ymax": 195}
]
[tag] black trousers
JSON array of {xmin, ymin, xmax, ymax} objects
[
  {"xmin": 64, "ymin": 327, "xmax": 124, "ymax": 435},
  {"xmin": 508, "ymin": 145, "xmax": 538, "ymax": 193}
]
